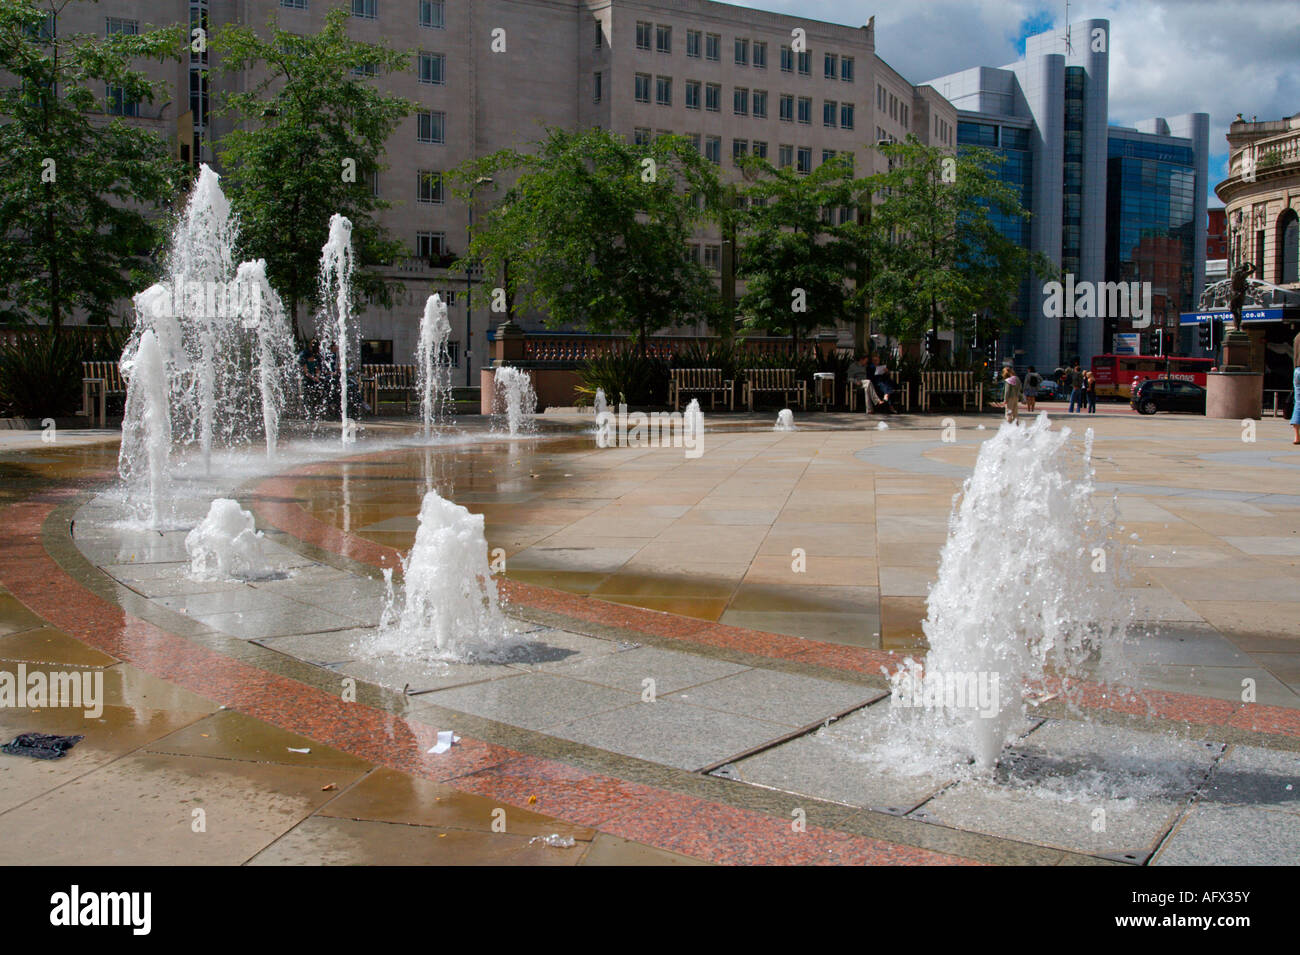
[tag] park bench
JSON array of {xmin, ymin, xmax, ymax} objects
[
  {"xmin": 847, "ymin": 376, "xmax": 911, "ymax": 412},
  {"xmin": 669, "ymin": 367, "xmax": 734, "ymax": 411},
  {"xmin": 81, "ymin": 361, "xmax": 126, "ymax": 428},
  {"xmin": 361, "ymin": 363, "xmax": 417, "ymax": 414},
  {"xmin": 743, "ymin": 368, "xmax": 806, "ymax": 412},
  {"xmin": 919, "ymin": 370, "xmax": 982, "ymax": 412}
]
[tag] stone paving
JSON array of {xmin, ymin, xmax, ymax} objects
[{"xmin": 0, "ymin": 410, "xmax": 1297, "ymax": 865}]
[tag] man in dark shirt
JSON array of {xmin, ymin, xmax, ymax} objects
[{"xmin": 1068, "ymin": 361, "xmax": 1085, "ymax": 413}]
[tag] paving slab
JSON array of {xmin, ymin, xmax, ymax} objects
[
  {"xmin": 551, "ymin": 644, "xmax": 749, "ymax": 695},
  {"xmin": 1152, "ymin": 804, "xmax": 1300, "ymax": 865},
  {"xmin": 667, "ymin": 667, "xmax": 884, "ymax": 728},
  {"xmin": 414, "ymin": 671, "xmax": 636, "ymax": 732}
]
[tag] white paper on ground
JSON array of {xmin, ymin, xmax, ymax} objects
[{"xmin": 427, "ymin": 730, "xmax": 460, "ymax": 754}]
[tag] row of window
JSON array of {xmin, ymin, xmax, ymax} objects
[
  {"xmin": 631, "ymin": 21, "xmax": 855, "ymax": 82},
  {"xmin": 875, "ymin": 84, "xmax": 909, "ymax": 129},
  {"xmin": 630, "ymin": 129, "xmax": 844, "ymax": 176},
  {"xmin": 337, "ymin": 0, "xmax": 444, "ymax": 26},
  {"xmin": 627, "ymin": 75, "xmax": 855, "ymax": 128}
]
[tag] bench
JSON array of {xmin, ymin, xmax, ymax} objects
[
  {"xmin": 847, "ymin": 377, "xmax": 911, "ymax": 412},
  {"xmin": 669, "ymin": 367, "xmax": 734, "ymax": 411},
  {"xmin": 919, "ymin": 370, "xmax": 982, "ymax": 412},
  {"xmin": 360, "ymin": 363, "xmax": 417, "ymax": 413},
  {"xmin": 81, "ymin": 361, "xmax": 127, "ymax": 428},
  {"xmin": 744, "ymin": 368, "xmax": 806, "ymax": 412}
]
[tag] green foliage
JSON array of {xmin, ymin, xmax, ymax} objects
[
  {"xmin": 0, "ymin": 324, "xmax": 120, "ymax": 417},
  {"xmin": 212, "ymin": 8, "xmax": 414, "ymax": 332},
  {"xmin": 452, "ymin": 128, "xmax": 722, "ymax": 348},
  {"xmin": 578, "ymin": 348, "xmax": 669, "ymax": 407},
  {"xmin": 0, "ymin": 0, "xmax": 187, "ymax": 327},
  {"xmin": 670, "ymin": 340, "xmax": 741, "ymax": 381}
]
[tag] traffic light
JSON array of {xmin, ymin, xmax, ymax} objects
[
  {"xmin": 924, "ymin": 330, "xmax": 938, "ymax": 355},
  {"xmin": 1198, "ymin": 321, "xmax": 1211, "ymax": 350},
  {"xmin": 1212, "ymin": 318, "xmax": 1224, "ymax": 348},
  {"xmin": 1154, "ymin": 328, "xmax": 1165, "ymax": 356}
]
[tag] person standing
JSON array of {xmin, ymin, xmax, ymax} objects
[
  {"xmin": 1068, "ymin": 361, "xmax": 1084, "ymax": 413},
  {"xmin": 1085, "ymin": 369, "xmax": 1098, "ymax": 414},
  {"xmin": 1000, "ymin": 366, "xmax": 1022, "ymax": 423},
  {"xmin": 1291, "ymin": 363, "xmax": 1300, "ymax": 446},
  {"xmin": 1023, "ymin": 366, "xmax": 1041, "ymax": 413}
]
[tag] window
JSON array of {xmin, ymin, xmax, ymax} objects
[
  {"xmin": 594, "ymin": 71, "xmax": 603, "ymax": 103},
  {"xmin": 687, "ymin": 30, "xmax": 701, "ymax": 57},
  {"xmin": 705, "ymin": 33, "xmax": 720, "ymax": 61},
  {"xmin": 733, "ymin": 139, "xmax": 748, "ymax": 164},
  {"xmin": 752, "ymin": 90, "xmax": 767, "ymax": 118},
  {"xmin": 656, "ymin": 75, "xmax": 672, "ymax": 106},
  {"xmin": 419, "ymin": 0, "xmax": 444, "ymax": 28},
  {"xmin": 352, "ymin": 62, "xmax": 377, "ymax": 77},
  {"xmin": 797, "ymin": 51, "xmax": 810, "ymax": 76},
  {"xmin": 1279, "ymin": 210, "xmax": 1299, "ymax": 285},
  {"xmin": 891, "ymin": 94, "xmax": 897, "ymax": 121},
  {"xmin": 351, "ymin": 0, "xmax": 376, "ymax": 20},
  {"xmin": 877, "ymin": 85, "xmax": 886, "ymax": 110},
  {"xmin": 780, "ymin": 45, "xmax": 793, "ymax": 72},
  {"xmin": 735, "ymin": 38, "xmax": 748, "ymax": 66},
  {"xmin": 418, "ymin": 52, "xmax": 444, "ymax": 85},
  {"xmin": 779, "ymin": 144, "xmax": 793, "ymax": 168},
  {"xmin": 595, "ymin": 20, "xmax": 603, "ymax": 49},
  {"xmin": 705, "ymin": 83, "xmax": 720, "ymax": 112},
  {"xmin": 636, "ymin": 21, "xmax": 652, "ymax": 50},
  {"xmin": 705, "ymin": 135, "xmax": 721, "ymax": 164},
  {"xmin": 416, "ymin": 231, "xmax": 446, "ymax": 260},
  {"xmin": 841, "ymin": 56, "xmax": 854, "ymax": 82},
  {"xmin": 797, "ymin": 97, "xmax": 811, "ymax": 125},
  {"xmin": 734, "ymin": 88, "xmax": 748, "ymax": 116},
  {"xmin": 657, "ymin": 24, "xmax": 671, "ymax": 54},
  {"xmin": 704, "ymin": 245, "xmax": 721, "ymax": 271},
  {"xmin": 417, "ymin": 110, "xmax": 445, "ymax": 144},
  {"xmin": 685, "ymin": 80, "xmax": 701, "ymax": 110},
  {"xmin": 822, "ymin": 149, "xmax": 836, "ymax": 163},
  {"xmin": 901, "ymin": 104, "xmax": 908, "ymax": 129},
  {"xmin": 106, "ymin": 16, "xmax": 139, "ymax": 33},
  {"xmin": 779, "ymin": 94, "xmax": 794, "ymax": 122},
  {"xmin": 371, "ymin": 169, "xmax": 381, "ymax": 197},
  {"xmin": 417, "ymin": 170, "xmax": 444, "ymax": 204},
  {"xmin": 753, "ymin": 140, "xmax": 768, "ymax": 159},
  {"xmin": 633, "ymin": 128, "xmax": 652, "ymax": 146},
  {"xmin": 797, "ymin": 147, "xmax": 812, "ymax": 174},
  {"xmin": 824, "ymin": 53, "xmax": 838, "ymax": 79},
  {"xmin": 106, "ymin": 85, "xmax": 138, "ymax": 117},
  {"xmin": 635, "ymin": 73, "xmax": 651, "ymax": 103},
  {"xmin": 823, "ymin": 100, "xmax": 837, "ymax": 128},
  {"xmin": 840, "ymin": 102, "xmax": 854, "ymax": 130},
  {"xmin": 753, "ymin": 41, "xmax": 767, "ymax": 68}
]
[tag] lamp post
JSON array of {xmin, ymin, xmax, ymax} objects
[{"xmin": 465, "ymin": 176, "xmax": 494, "ymax": 386}]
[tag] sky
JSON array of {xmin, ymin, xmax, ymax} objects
[{"xmin": 736, "ymin": 0, "xmax": 1300, "ymax": 205}]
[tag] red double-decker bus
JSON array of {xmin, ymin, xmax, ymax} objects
[{"xmin": 1090, "ymin": 354, "xmax": 1215, "ymax": 399}]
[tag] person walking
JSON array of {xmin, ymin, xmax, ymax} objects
[
  {"xmin": 1068, "ymin": 361, "xmax": 1084, "ymax": 413},
  {"xmin": 1000, "ymin": 366, "xmax": 1022, "ymax": 423},
  {"xmin": 1085, "ymin": 369, "xmax": 1098, "ymax": 414},
  {"xmin": 1023, "ymin": 366, "xmax": 1042, "ymax": 413}
]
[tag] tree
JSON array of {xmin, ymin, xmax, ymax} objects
[
  {"xmin": 866, "ymin": 137, "xmax": 1055, "ymax": 346},
  {"xmin": 734, "ymin": 153, "xmax": 873, "ymax": 349},
  {"xmin": 0, "ymin": 0, "xmax": 185, "ymax": 327},
  {"xmin": 451, "ymin": 127, "xmax": 721, "ymax": 352},
  {"xmin": 213, "ymin": 8, "xmax": 413, "ymax": 335}
]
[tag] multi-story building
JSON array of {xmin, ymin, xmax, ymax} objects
[
  {"xmin": 27, "ymin": 0, "xmax": 954, "ymax": 380},
  {"xmin": 927, "ymin": 18, "xmax": 1209, "ymax": 371}
]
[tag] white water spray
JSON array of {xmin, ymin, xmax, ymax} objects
[
  {"xmin": 492, "ymin": 366, "xmax": 537, "ymax": 436},
  {"xmin": 318, "ymin": 214, "xmax": 355, "ymax": 444},
  {"xmin": 416, "ymin": 294, "xmax": 454, "ymax": 438},
  {"xmin": 117, "ymin": 328, "xmax": 172, "ymax": 528},
  {"xmin": 185, "ymin": 499, "xmax": 280, "ymax": 581},
  {"xmin": 774, "ymin": 409, "xmax": 796, "ymax": 431},
  {"xmin": 231, "ymin": 260, "xmax": 295, "ymax": 458}
]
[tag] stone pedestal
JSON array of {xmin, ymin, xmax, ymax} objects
[
  {"xmin": 1206, "ymin": 371, "xmax": 1263, "ymax": 420},
  {"xmin": 1220, "ymin": 330, "xmax": 1254, "ymax": 372}
]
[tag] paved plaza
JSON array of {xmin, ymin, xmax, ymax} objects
[{"xmin": 0, "ymin": 408, "xmax": 1297, "ymax": 865}]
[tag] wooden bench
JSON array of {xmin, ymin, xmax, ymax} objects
[
  {"xmin": 847, "ymin": 377, "xmax": 911, "ymax": 412},
  {"xmin": 81, "ymin": 361, "xmax": 126, "ymax": 428},
  {"xmin": 669, "ymin": 367, "xmax": 734, "ymax": 411},
  {"xmin": 744, "ymin": 368, "xmax": 806, "ymax": 411},
  {"xmin": 919, "ymin": 370, "xmax": 982, "ymax": 412},
  {"xmin": 361, "ymin": 363, "xmax": 417, "ymax": 413}
]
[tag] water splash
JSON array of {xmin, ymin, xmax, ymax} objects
[
  {"xmin": 364, "ymin": 491, "xmax": 521, "ymax": 662},
  {"xmin": 492, "ymin": 366, "xmax": 537, "ymax": 436},
  {"xmin": 415, "ymin": 294, "xmax": 454, "ymax": 438},
  {"xmin": 883, "ymin": 415, "xmax": 1133, "ymax": 772},
  {"xmin": 684, "ymin": 398, "xmax": 704, "ymax": 443},
  {"xmin": 117, "ymin": 329, "xmax": 172, "ymax": 528},
  {"xmin": 231, "ymin": 260, "xmax": 296, "ymax": 458},
  {"xmin": 593, "ymin": 388, "xmax": 608, "ymax": 420},
  {"xmin": 318, "ymin": 214, "xmax": 355, "ymax": 444},
  {"xmin": 774, "ymin": 409, "xmax": 796, "ymax": 431},
  {"xmin": 185, "ymin": 499, "xmax": 281, "ymax": 581}
]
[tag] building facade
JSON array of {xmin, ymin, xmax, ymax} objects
[
  {"xmin": 927, "ymin": 19, "xmax": 1208, "ymax": 372},
  {"xmin": 33, "ymin": 0, "xmax": 954, "ymax": 379}
]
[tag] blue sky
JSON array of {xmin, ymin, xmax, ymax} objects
[{"xmin": 735, "ymin": 1, "xmax": 1299, "ymax": 206}]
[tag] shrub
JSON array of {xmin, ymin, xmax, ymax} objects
[
  {"xmin": 578, "ymin": 347, "xmax": 670, "ymax": 406},
  {"xmin": 0, "ymin": 324, "xmax": 124, "ymax": 419}
]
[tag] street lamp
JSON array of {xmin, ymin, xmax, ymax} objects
[{"xmin": 465, "ymin": 175, "xmax": 494, "ymax": 387}]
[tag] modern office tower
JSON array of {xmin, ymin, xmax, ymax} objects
[
  {"xmin": 928, "ymin": 18, "xmax": 1209, "ymax": 371},
  {"xmin": 18, "ymin": 0, "xmax": 954, "ymax": 378}
]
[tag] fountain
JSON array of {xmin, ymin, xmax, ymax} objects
[
  {"xmin": 364, "ymin": 490, "xmax": 521, "ymax": 662},
  {"xmin": 774, "ymin": 409, "xmax": 795, "ymax": 431},
  {"xmin": 683, "ymin": 398, "xmax": 704, "ymax": 443},
  {"xmin": 593, "ymin": 387, "xmax": 609, "ymax": 420},
  {"xmin": 415, "ymin": 294, "xmax": 454, "ymax": 438},
  {"xmin": 318, "ymin": 214, "xmax": 356, "ymax": 444},
  {"xmin": 185, "ymin": 499, "xmax": 280, "ymax": 582},
  {"xmin": 117, "ymin": 328, "xmax": 172, "ymax": 528},
  {"xmin": 492, "ymin": 366, "xmax": 538, "ymax": 436},
  {"xmin": 883, "ymin": 415, "xmax": 1132, "ymax": 771},
  {"xmin": 231, "ymin": 260, "xmax": 296, "ymax": 459}
]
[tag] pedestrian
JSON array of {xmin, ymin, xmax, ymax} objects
[
  {"xmin": 1085, "ymin": 369, "xmax": 1098, "ymax": 414},
  {"xmin": 1023, "ymin": 365, "xmax": 1041, "ymax": 413},
  {"xmin": 1068, "ymin": 361, "xmax": 1084, "ymax": 413},
  {"xmin": 1291, "ymin": 363, "xmax": 1300, "ymax": 446},
  {"xmin": 1000, "ymin": 366, "xmax": 1021, "ymax": 423}
]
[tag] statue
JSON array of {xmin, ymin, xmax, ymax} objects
[{"xmin": 1229, "ymin": 261, "xmax": 1255, "ymax": 332}]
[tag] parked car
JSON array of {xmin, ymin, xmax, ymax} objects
[
  {"xmin": 1034, "ymin": 379, "xmax": 1061, "ymax": 401},
  {"xmin": 1131, "ymin": 378, "xmax": 1206, "ymax": 415}
]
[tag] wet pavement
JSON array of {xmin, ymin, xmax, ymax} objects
[{"xmin": 0, "ymin": 410, "xmax": 1297, "ymax": 865}]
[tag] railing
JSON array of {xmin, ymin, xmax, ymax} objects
[
  {"xmin": 1228, "ymin": 131, "xmax": 1300, "ymax": 178},
  {"xmin": 514, "ymin": 333, "xmax": 835, "ymax": 363},
  {"xmin": 0, "ymin": 325, "xmax": 115, "ymax": 349}
]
